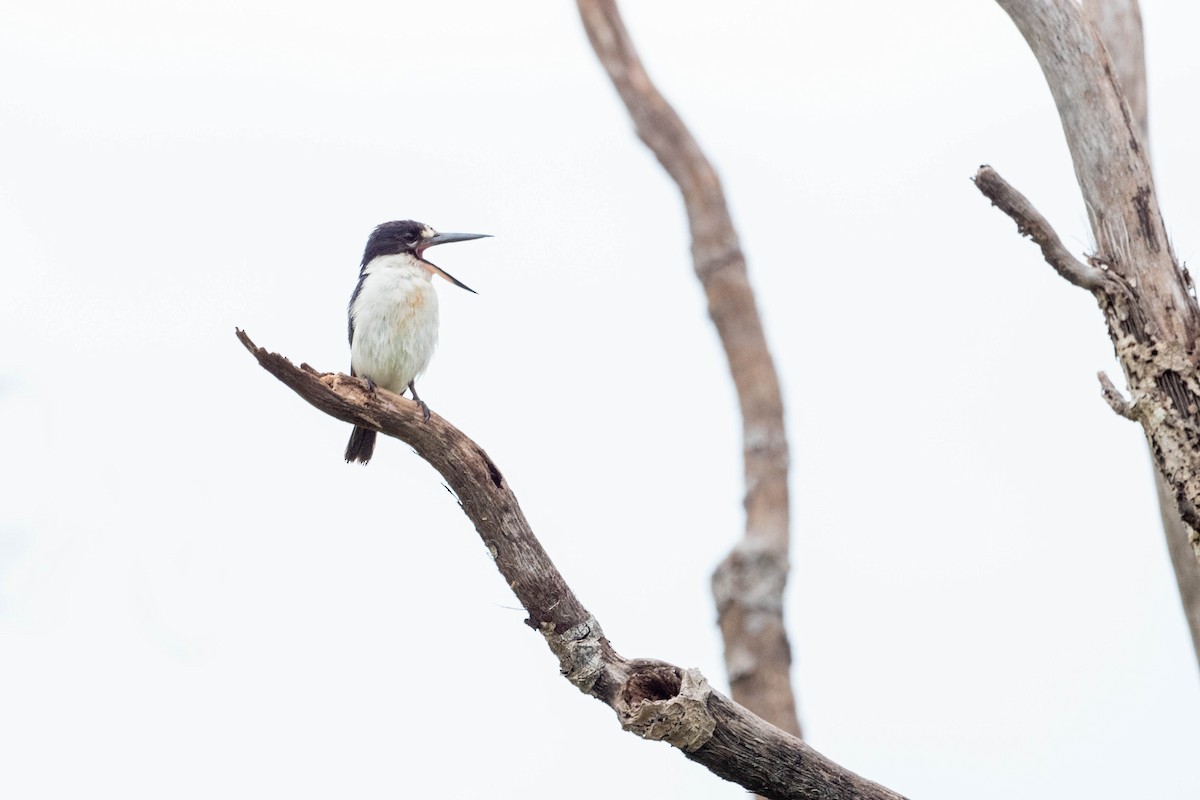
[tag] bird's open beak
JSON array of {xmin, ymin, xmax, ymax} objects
[
  {"xmin": 417, "ymin": 232, "xmax": 490, "ymax": 294},
  {"xmin": 425, "ymin": 232, "xmax": 491, "ymax": 248}
]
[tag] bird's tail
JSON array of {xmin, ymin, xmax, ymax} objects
[{"xmin": 345, "ymin": 426, "xmax": 376, "ymax": 464}]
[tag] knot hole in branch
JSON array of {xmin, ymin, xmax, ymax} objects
[{"xmin": 623, "ymin": 663, "xmax": 683, "ymax": 706}]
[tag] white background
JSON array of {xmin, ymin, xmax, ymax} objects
[{"xmin": 2, "ymin": 1, "xmax": 1198, "ymax": 797}]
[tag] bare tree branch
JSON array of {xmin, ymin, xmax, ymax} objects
[
  {"xmin": 994, "ymin": 0, "xmax": 1187, "ymax": 317},
  {"xmin": 981, "ymin": 0, "xmax": 1200, "ymax": 566},
  {"xmin": 236, "ymin": 330, "xmax": 906, "ymax": 800},
  {"xmin": 1081, "ymin": 0, "xmax": 1200, "ymax": 670},
  {"xmin": 973, "ymin": 165, "xmax": 1116, "ymax": 292},
  {"xmin": 1153, "ymin": 468, "xmax": 1200, "ymax": 666},
  {"xmin": 575, "ymin": 0, "xmax": 799, "ymax": 738},
  {"xmin": 969, "ymin": 152, "xmax": 1200, "ymax": 650}
]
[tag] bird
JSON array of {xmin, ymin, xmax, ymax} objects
[{"xmin": 344, "ymin": 220, "xmax": 489, "ymax": 464}]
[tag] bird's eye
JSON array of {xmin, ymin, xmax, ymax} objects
[{"xmin": 405, "ymin": 236, "xmax": 419, "ymax": 246}]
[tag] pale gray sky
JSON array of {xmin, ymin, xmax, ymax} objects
[{"xmin": 1, "ymin": 1, "xmax": 1198, "ymax": 798}]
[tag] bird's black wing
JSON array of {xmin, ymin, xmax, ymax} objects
[{"xmin": 347, "ymin": 271, "xmax": 367, "ymax": 346}]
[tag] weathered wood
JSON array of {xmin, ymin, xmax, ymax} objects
[
  {"xmin": 575, "ymin": 0, "xmax": 800, "ymax": 739},
  {"xmin": 237, "ymin": 330, "xmax": 906, "ymax": 800},
  {"xmin": 995, "ymin": 0, "xmax": 1187, "ymax": 325},
  {"xmin": 983, "ymin": 0, "xmax": 1200, "ymax": 565},
  {"xmin": 973, "ymin": 166, "xmax": 1116, "ymax": 292},
  {"xmin": 1082, "ymin": 0, "xmax": 1200, "ymax": 670},
  {"xmin": 1083, "ymin": 0, "xmax": 1148, "ymax": 152}
]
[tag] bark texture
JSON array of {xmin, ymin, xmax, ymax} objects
[
  {"xmin": 575, "ymin": 0, "xmax": 799, "ymax": 738},
  {"xmin": 1082, "ymin": 0, "xmax": 1200, "ymax": 669},
  {"xmin": 980, "ymin": 0, "xmax": 1200, "ymax": 569},
  {"xmin": 1082, "ymin": 0, "xmax": 1148, "ymax": 149},
  {"xmin": 236, "ymin": 330, "xmax": 905, "ymax": 800}
]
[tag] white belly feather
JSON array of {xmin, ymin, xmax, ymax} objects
[{"xmin": 349, "ymin": 257, "xmax": 439, "ymax": 395}]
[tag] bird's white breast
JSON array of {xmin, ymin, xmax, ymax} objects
[{"xmin": 349, "ymin": 255, "xmax": 439, "ymax": 395}]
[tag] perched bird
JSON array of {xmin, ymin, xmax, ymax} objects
[{"xmin": 344, "ymin": 220, "xmax": 489, "ymax": 464}]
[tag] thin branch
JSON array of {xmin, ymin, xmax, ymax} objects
[
  {"xmin": 236, "ymin": 330, "xmax": 906, "ymax": 800},
  {"xmin": 575, "ymin": 0, "xmax": 799, "ymax": 738},
  {"xmin": 973, "ymin": 165, "xmax": 1112, "ymax": 292}
]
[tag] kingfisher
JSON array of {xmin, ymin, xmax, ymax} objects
[{"xmin": 344, "ymin": 220, "xmax": 489, "ymax": 464}]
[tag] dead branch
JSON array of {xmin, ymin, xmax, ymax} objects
[
  {"xmin": 1099, "ymin": 371, "xmax": 1137, "ymax": 420},
  {"xmin": 1081, "ymin": 0, "xmax": 1200, "ymax": 669},
  {"xmin": 236, "ymin": 329, "xmax": 905, "ymax": 800},
  {"xmin": 575, "ymin": 0, "xmax": 799, "ymax": 738},
  {"xmin": 973, "ymin": 166, "xmax": 1114, "ymax": 292},
  {"xmin": 979, "ymin": 0, "xmax": 1200, "ymax": 566}
]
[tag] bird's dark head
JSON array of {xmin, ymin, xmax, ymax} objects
[{"xmin": 361, "ymin": 220, "xmax": 490, "ymax": 293}]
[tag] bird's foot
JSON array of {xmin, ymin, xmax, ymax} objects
[
  {"xmin": 408, "ymin": 381, "xmax": 431, "ymax": 422},
  {"xmin": 365, "ymin": 376, "xmax": 378, "ymax": 396}
]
